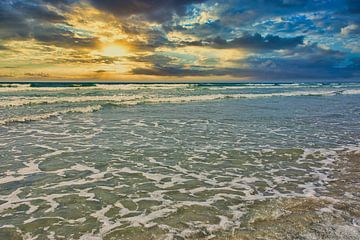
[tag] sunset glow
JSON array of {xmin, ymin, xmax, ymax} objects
[
  {"xmin": 0, "ymin": 0, "xmax": 358, "ymax": 82},
  {"xmin": 100, "ymin": 45, "xmax": 129, "ymax": 57}
]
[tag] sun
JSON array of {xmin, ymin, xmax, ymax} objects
[{"xmin": 101, "ymin": 44, "xmax": 128, "ymax": 57}]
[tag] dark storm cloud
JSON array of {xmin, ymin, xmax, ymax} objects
[
  {"xmin": 182, "ymin": 33, "xmax": 304, "ymax": 50},
  {"xmin": 131, "ymin": 59, "xmax": 357, "ymax": 79},
  {"xmin": 245, "ymin": 58, "xmax": 357, "ymax": 79},
  {"xmin": 40, "ymin": 0, "xmax": 77, "ymax": 5},
  {"xmin": 11, "ymin": 1, "xmax": 66, "ymax": 22},
  {"xmin": 132, "ymin": 66, "xmax": 230, "ymax": 76},
  {"xmin": 131, "ymin": 44, "xmax": 358, "ymax": 79},
  {"xmin": 235, "ymin": 44, "xmax": 358, "ymax": 79},
  {"xmin": 130, "ymin": 64, "xmax": 298, "ymax": 78},
  {"xmin": 213, "ymin": 34, "xmax": 304, "ymax": 50},
  {"xmin": 0, "ymin": 0, "xmax": 66, "ymax": 31},
  {"xmin": 0, "ymin": 0, "xmax": 98, "ymax": 49},
  {"xmin": 166, "ymin": 20, "xmax": 235, "ymax": 39},
  {"xmin": 88, "ymin": 0, "xmax": 207, "ymax": 22},
  {"xmin": 116, "ymin": 23, "xmax": 184, "ymax": 53},
  {"xmin": 0, "ymin": 1, "xmax": 31, "ymax": 39},
  {"xmin": 32, "ymin": 27, "xmax": 99, "ymax": 49}
]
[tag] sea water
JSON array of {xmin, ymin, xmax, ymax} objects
[{"xmin": 0, "ymin": 82, "xmax": 360, "ymax": 239}]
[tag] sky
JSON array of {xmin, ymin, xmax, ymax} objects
[{"xmin": 0, "ymin": 0, "xmax": 359, "ymax": 82}]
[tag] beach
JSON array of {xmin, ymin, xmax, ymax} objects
[{"xmin": 0, "ymin": 82, "xmax": 360, "ymax": 239}]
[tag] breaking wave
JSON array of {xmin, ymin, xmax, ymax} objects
[
  {"xmin": 1, "ymin": 89, "xmax": 357, "ymax": 109},
  {"xmin": 0, "ymin": 105, "xmax": 102, "ymax": 125},
  {"xmin": 0, "ymin": 95, "xmax": 144, "ymax": 108}
]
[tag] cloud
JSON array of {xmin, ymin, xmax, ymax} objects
[
  {"xmin": 94, "ymin": 70, "xmax": 108, "ymax": 73},
  {"xmin": 214, "ymin": 0, "xmax": 311, "ymax": 27},
  {"xmin": 132, "ymin": 66, "xmax": 228, "ymax": 76},
  {"xmin": 341, "ymin": 24, "xmax": 359, "ymax": 35},
  {"xmin": 55, "ymin": 55, "xmax": 119, "ymax": 64},
  {"xmin": 0, "ymin": 0, "xmax": 358, "ymax": 81},
  {"xmin": 130, "ymin": 43, "xmax": 358, "ymax": 79},
  {"xmin": 237, "ymin": 44, "xmax": 357, "ymax": 79},
  {"xmin": 33, "ymin": 28, "xmax": 100, "ymax": 49},
  {"xmin": 40, "ymin": 0, "xmax": 77, "ymax": 6},
  {"xmin": 0, "ymin": 45, "xmax": 9, "ymax": 51},
  {"xmin": 12, "ymin": 1, "xmax": 66, "ymax": 22},
  {"xmin": 182, "ymin": 33, "xmax": 304, "ymax": 50},
  {"xmin": 0, "ymin": 0, "xmax": 98, "ymax": 49},
  {"xmin": 24, "ymin": 72, "xmax": 50, "ymax": 78},
  {"xmin": 0, "ymin": 74, "xmax": 15, "ymax": 78},
  {"xmin": 167, "ymin": 20, "xmax": 235, "ymax": 39},
  {"xmin": 0, "ymin": 1, "xmax": 66, "ymax": 33},
  {"xmin": 88, "ymin": 0, "xmax": 207, "ymax": 22},
  {"xmin": 127, "ymin": 54, "xmax": 175, "ymax": 65}
]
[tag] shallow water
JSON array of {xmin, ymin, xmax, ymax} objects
[{"xmin": 0, "ymin": 82, "xmax": 360, "ymax": 239}]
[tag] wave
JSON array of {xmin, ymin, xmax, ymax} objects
[
  {"xmin": 135, "ymin": 90, "xmax": 352, "ymax": 104},
  {"xmin": 0, "ymin": 84, "xmax": 32, "ymax": 92},
  {"xmin": 93, "ymin": 83, "xmax": 191, "ymax": 90},
  {"xmin": 0, "ymin": 83, "xmax": 191, "ymax": 93},
  {"xmin": 0, "ymin": 84, "xmax": 32, "ymax": 88},
  {"xmin": 0, "ymin": 95, "xmax": 144, "ymax": 108},
  {"xmin": 1, "ymin": 83, "xmax": 360, "ymax": 96},
  {"xmin": 205, "ymin": 83, "xmax": 360, "ymax": 90},
  {"xmin": 204, "ymin": 83, "xmax": 304, "ymax": 90},
  {"xmin": 2, "ymin": 89, "xmax": 359, "ymax": 109},
  {"xmin": 342, "ymin": 89, "xmax": 360, "ymax": 95},
  {"xmin": 0, "ymin": 105, "xmax": 102, "ymax": 125}
]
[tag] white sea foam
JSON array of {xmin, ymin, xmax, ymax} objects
[
  {"xmin": 1, "ymin": 89, "xmax": 359, "ymax": 110},
  {"xmin": 342, "ymin": 89, "xmax": 360, "ymax": 95},
  {"xmin": 0, "ymin": 175, "xmax": 25, "ymax": 184},
  {"xmin": 17, "ymin": 161, "xmax": 41, "ymax": 175},
  {"xmin": 0, "ymin": 105, "xmax": 102, "ymax": 125},
  {"xmin": 134, "ymin": 90, "xmax": 339, "ymax": 105},
  {"xmin": 206, "ymin": 83, "xmax": 303, "ymax": 90},
  {"xmin": 155, "ymin": 88, "xmax": 360, "ymax": 102},
  {"xmin": 70, "ymin": 164, "xmax": 100, "ymax": 174},
  {"xmin": 0, "ymin": 95, "xmax": 142, "ymax": 108},
  {"xmin": 94, "ymin": 83, "xmax": 190, "ymax": 90},
  {"xmin": 0, "ymin": 144, "xmax": 358, "ymax": 239}
]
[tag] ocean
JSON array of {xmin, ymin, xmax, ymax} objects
[{"xmin": 0, "ymin": 82, "xmax": 360, "ymax": 239}]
